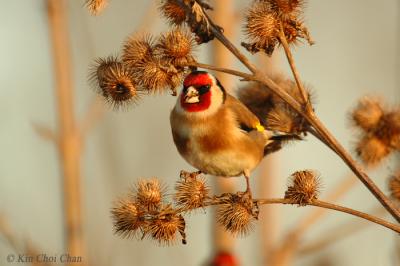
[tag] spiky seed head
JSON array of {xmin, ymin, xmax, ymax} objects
[
  {"xmin": 134, "ymin": 56, "xmax": 174, "ymax": 94},
  {"xmin": 276, "ymin": 0, "xmax": 304, "ymax": 17},
  {"xmin": 85, "ymin": 0, "xmax": 108, "ymax": 15},
  {"xmin": 355, "ymin": 135, "xmax": 390, "ymax": 166},
  {"xmin": 160, "ymin": 0, "xmax": 187, "ymax": 25},
  {"xmin": 111, "ymin": 200, "xmax": 145, "ymax": 238},
  {"xmin": 122, "ymin": 35, "xmax": 154, "ymax": 69},
  {"xmin": 90, "ymin": 56, "xmax": 142, "ymax": 108},
  {"xmin": 146, "ymin": 205, "xmax": 186, "ymax": 245},
  {"xmin": 155, "ymin": 28, "xmax": 196, "ymax": 67},
  {"xmin": 269, "ymin": 0, "xmax": 305, "ymax": 19},
  {"xmin": 388, "ymin": 172, "xmax": 400, "ymax": 202},
  {"xmin": 174, "ymin": 174, "xmax": 209, "ymax": 211},
  {"xmin": 266, "ymin": 106, "xmax": 299, "ymax": 133},
  {"xmin": 243, "ymin": 1, "xmax": 279, "ymax": 55},
  {"xmin": 285, "ymin": 170, "xmax": 320, "ymax": 205},
  {"xmin": 352, "ymin": 97, "xmax": 384, "ymax": 131},
  {"xmin": 217, "ymin": 193, "xmax": 258, "ymax": 236},
  {"xmin": 135, "ymin": 179, "xmax": 164, "ymax": 211}
]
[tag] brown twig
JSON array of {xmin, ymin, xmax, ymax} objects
[
  {"xmin": 47, "ymin": 1, "xmax": 86, "ymax": 265},
  {"xmin": 186, "ymin": 2, "xmax": 400, "ymax": 223},
  {"xmin": 278, "ymin": 24, "xmax": 310, "ymax": 109},
  {"xmin": 254, "ymin": 198, "xmax": 400, "ymax": 234}
]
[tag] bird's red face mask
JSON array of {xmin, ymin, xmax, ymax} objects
[{"xmin": 180, "ymin": 73, "xmax": 213, "ymax": 112}]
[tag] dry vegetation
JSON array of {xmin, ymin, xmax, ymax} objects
[{"xmin": 85, "ymin": 0, "xmax": 400, "ymax": 254}]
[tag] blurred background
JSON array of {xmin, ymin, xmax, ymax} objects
[{"xmin": 0, "ymin": 0, "xmax": 399, "ymax": 265}]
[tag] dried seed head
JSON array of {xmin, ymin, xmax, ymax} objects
[
  {"xmin": 146, "ymin": 205, "xmax": 186, "ymax": 245},
  {"xmin": 243, "ymin": 1, "xmax": 313, "ymax": 54},
  {"xmin": 122, "ymin": 34, "xmax": 154, "ymax": 69},
  {"xmin": 388, "ymin": 172, "xmax": 400, "ymax": 202},
  {"xmin": 377, "ymin": 111, "xmax": 400, "ymax": 149},
  {"xmin": 135, "ymin": 179, "xmax": 164, "ymax": 211},
  {"xmin": 266, "ymin": 106, "xmax": 299, "ymax": 133},
  {"xmin": 90, "ymin": 56, "xmax": 142, "ymax": 108},
  {"xmin": 155, "ymin": 28, "xmax": 196, "ymax": 67},
  {"xmin": 350, "ymin": 97, "xmax": 400, "ymax": 165},
  {"xmin": 111, "ymin": 200, "xmax": 145, "ymax": 238},
  {"xmin": 285, "ymin": 170, "xmax": 320, "ymax": 205},
  {"xmin": 174, "ymin": 174, "xmax": 209, "ymax": 211},
  {"xmin": 355, "ymin": 135, "xmax": 390, "ymax": 166},
  {"xmin": 135, "ymin": 56, "xmax": 182, "ymax": 94},
  {"xmin": 351, "ymin": 97, "xmax": 384, "ymax": 131},
  {"xmin": 238, "ymin": 76, "xmax": 311, "ymax": 135},
  {"xmin": 85, "ymin": 0, "xmax": 108, "ymax": 15},
  {"xmin": 243, "ymin": 2, "xmax": 279, "ymax": 55},
  {"xmin": 180, "ymin": 0, "xmax": 217, "ymax": 44},
  {"xmin": 217, "ymin": 193, "xmax": 258, "ymax": 235},
  {"xmin": 272, "ymin": 0, "xmax": 304, "ymax": 18},
  {"xmin": 160, "ymin": 0, "xmax": 187, "ymax": 25}
]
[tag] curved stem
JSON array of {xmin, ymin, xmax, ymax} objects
[
  {"xmin": 278, "ymin": 24, "xmax": 310, "ymax": 109},
  {"xmin": 186, "ymin": 62, "xmax": 252, "ymax": 80},
  {"xmin": 254, "ymin": 198, "xmax": 400, "ymax": 234}
]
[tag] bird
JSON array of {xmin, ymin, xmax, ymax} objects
[{"xmin": 170, "ymin": 71, "xmax": 291, "ymax": 196}]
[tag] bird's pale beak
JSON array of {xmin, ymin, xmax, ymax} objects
[{"xmin": 184, "ymin": 86, "xmax": 200, "ymax": 103}]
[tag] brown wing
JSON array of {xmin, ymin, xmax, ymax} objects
[{"xmin": 224, "ymin": 94, "xmax": 261, "ymax": 132}]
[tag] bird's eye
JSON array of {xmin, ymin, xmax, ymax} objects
[{"xmin": 198, "ymin": 85, "xmax": 211, "ymax": 95}]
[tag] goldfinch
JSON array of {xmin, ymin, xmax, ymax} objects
[{"xmin": 170, "ymin": 71, "xmax": 290, "ymax": 195}]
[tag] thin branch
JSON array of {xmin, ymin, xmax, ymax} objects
[
  {"xmin": 190, "ymin": 195, "xmax": 400, "ymax": 234},
  {"xmin": 278, "ymin": 24, "xmax": 310, "ymax": 109},
  {"xmin": 47, "ymin": 0, "xmax": 86, "ymax": 264},
  {"xmin": 185, "ymin": 61, "xmax": 252, "ymax": 79},
  {"xmin": 254, "ymin": 198, "xmax": 400, "ymax": 234}
]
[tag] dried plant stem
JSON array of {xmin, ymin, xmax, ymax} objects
[
  {"xmin": 254, "ymin": 198, "xmax": 400, "ymax": 234},
  {"xmin": 185, "ymin": 3, "xmax": 400, "ymax": 223},
  {"xmin": 47, "ymin": 1, "xmax": 86, "ymax": 265},
  {"xmin": 278, "ymin": 24, "xmax": 310, "ymax": 109}
]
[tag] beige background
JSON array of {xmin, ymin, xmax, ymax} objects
[{"xmin": 0, "ymin": 0, "xmax": 399, "ymax": 265}]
